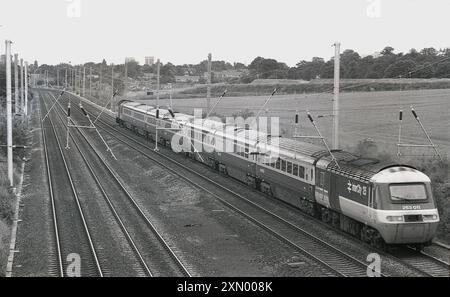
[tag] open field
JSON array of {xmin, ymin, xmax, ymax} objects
[{"xmin": 139, "ymin": 88, "xmax": 450, "ymax": 159}]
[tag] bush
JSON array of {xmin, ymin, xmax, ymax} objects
[{"xmin": 0, "ymin": 172, "xmax": 14, "ymax": 225}]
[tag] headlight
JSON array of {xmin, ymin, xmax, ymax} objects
[
  {"xmin": 423, "ymin": 214, "xmax": 439, "ymax": 221},
  {"xmin": 386, "ymin": 215, "xmax": 404, "ymax": 222}
]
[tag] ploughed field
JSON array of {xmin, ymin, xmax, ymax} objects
[{"xmin": 139, "ymin": 88, "xmax": 450, "ymax": 159}]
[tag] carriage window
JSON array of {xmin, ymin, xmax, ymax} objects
[
  {"xmin": 287, "ymin": 162, "xmax": 292, "ymax": 174},
  {"xmin": 299, "ymin": 166, "xmax": 305, "ymax": 178},
  {"xmin": 134, "ymin": 113, "xmax": 145, "ymax": 121},
  {"xmin": 270, "ymin": 159, "xmax": 276, "ymax": 168},
  {"xmin": 293, "ymin": 164, "xmax": 299, "ymax": 176},
  {"xmin": 275, "ymin": 159, "xmax": 281, "ymax": 170},
  {"xmin": 281, "ymin": 160, "xmax": 286, "ymax": 172}
]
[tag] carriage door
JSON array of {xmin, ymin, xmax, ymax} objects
[
  {"xmin": 328, "ymin": 173, "xmax": 340, "ymax": 211},
  {"xmin": 367, "ymin": 186, "xmax": 377, "ymax": 224}
]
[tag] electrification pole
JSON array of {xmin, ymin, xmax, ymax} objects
[
  {"xmin": 89, "ymin": 67, "xmax": 92, "ymax": 96},
  {"xmin": 83, "ymin": 67, "xmax": 86, "ymax": 97},
  {"xmin": 207, "ymin": 53, "xmax": 212, "ymax": 113},
  {"xmin": 5, "ymin": 40, "xmax": 13, "ymax": 187},
  {"xmin": 332, "ymin": 42, "xmax": 340, "ymax": 150},
  {"xmin": 99, "ymin": 65, "xmax": 102, "ymax": 100},
  {"xmin": 14, "ymin": 54, "xmax": 18, "ymax": 114},
  {"xmin": 20, "ymin": 58, "xmax": 24, "ymax": 107},
  {"xmin": 24, "ymin": 62, "xmax": 28, "ymax": 116},
  {"xmin": 156, "ymin": 59, "xmax": 160, "ymax": 106},
  {"xmin": 111, "ymin": 63, "xmax": 114, "ymax": 111}
]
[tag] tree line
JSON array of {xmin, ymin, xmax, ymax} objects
[
  {"xmin": 3, "ymin": 45, "xmax": 450, "ymax": 97},
  {"xmin": 243, "ymin": 46, "xmax": 450, "ymax": 82}
]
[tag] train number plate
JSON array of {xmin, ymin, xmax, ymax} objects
[{"xmin": 402, "ymin": 205, "xmax": 421, "ymax": 210}]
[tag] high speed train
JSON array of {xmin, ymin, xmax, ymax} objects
[{"xmin": 116, "ymin": 100, "xmax": 440, "ymax": 250}]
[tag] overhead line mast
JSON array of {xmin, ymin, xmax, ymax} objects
[{"xmin": 332, "ymin": 42, "xmax": 340, "ymax": 150}]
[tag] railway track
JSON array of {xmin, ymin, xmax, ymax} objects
[
  {"xmin": 40, "ymin": 94, "xmax": 103, "ymax": 277},
  {"xmin": 390, "ymin": 246, "xmax": 449, "ymax": 277},
  {"xmin": 46, "ymin": 88, "xmax": 450, "ymax": 277},
  {"xmin": 43, "ymin": 91, "xmax": 191, "ymax": 277},
  {"xmin": 57, "ymin": 92, "xmax": 386, "ymax": 277}
]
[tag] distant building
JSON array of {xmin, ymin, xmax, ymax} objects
[{"xmin": 145, "ymin": 56, "xmax": 155, "ymax": 66}]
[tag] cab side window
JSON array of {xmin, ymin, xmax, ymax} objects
[{"xmin": 319, "ymin": 172, "xmax": 325, "ymax": 187}]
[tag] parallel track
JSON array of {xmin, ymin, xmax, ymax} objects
[
  {"xmin": 391, "ymin": 246, "xmax": 449, "ymax": 277},
  {"xmin": 40, "ymin": 94, "xmax": 103, "ymax": 277},
  {"xmin": 43, "ymin": 91, "xmax": 191, "ymax": 277}
]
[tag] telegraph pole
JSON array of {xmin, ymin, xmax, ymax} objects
[
  {"xmin": 65, "ymin": 68, "xmax": 68, "ymax": 87},
  {"xmin": 207, "ymin": 53, "xmax": 212, "ymax": 112},
  {"xmin": 14, "ymin": 54, "xmax": 18, "ymax": 113},
  {"xmin": 5, "ymin": 40, "xmax": 13, "ymax": 186},
  {"xmin": 56, "ymin": 67, "xmax": 59, "ymax": 87},
  {"xmin": 332, "ymin": 42, "xmax": 340, "ymax": 150},
  {"xmin": 24, "ymin": 62, "xmax": 28, "ymax": 116}
]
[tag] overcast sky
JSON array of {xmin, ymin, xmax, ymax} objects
[{"xmin": 1, "ymin": 0, "xmax": 449, "ymax": 66}]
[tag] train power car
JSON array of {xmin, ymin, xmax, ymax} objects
[{"xmin": 116, "ymin": 100, "xmax": 440, "ymax": 249}]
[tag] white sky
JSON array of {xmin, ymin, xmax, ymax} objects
[{"xmin": 1, "ymin": 0, "xmax": 449, "ymax": 66}]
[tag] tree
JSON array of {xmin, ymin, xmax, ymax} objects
[
  {"xmin": 233, "ymin": 62, "xmax": 247, "ymax": 70},
  {"xmin": 248, "ymin": 57, "xmax": 288, "ymax": 79},
  {"xmin": 125, "ymin": 60, "xmax": 140, "ymax": 79},
  {"xmin": 384, "ymin": 59, "xmax": 417, "ymax": 78},
  {"xmin": 381, "ymin": 46, "xmax": 395, "ymax": 56},
  {"xmin": 412, "ymin": 62, "xmax": 435, "ymax": 78},
  {"xmin": 435, "ymin": 62, "xmax": 450, "ymax": 78}
]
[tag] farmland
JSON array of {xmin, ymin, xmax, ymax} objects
[{"xmin": 139, "ymin": 88, "xmax": 450, "ymax": 159}]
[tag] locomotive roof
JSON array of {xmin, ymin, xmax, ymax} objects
[{"xmin": 320, "ymin": 151, "xmax": 413, "ymax": 182}]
